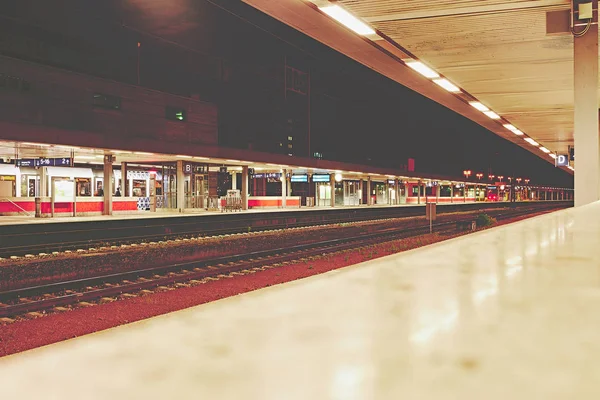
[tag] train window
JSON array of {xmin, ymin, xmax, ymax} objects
[
  {"xmin": 92, "ymin": 93, "xmax": 121, "ymax": 110},
  {"xmin": 166, "ymin": 106, "xmax": 186, "ymax": 122}
]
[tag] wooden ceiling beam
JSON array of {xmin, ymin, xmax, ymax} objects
[{"xmin": 362, "ymin": 0, "xmax": 570, "ymax": 23}]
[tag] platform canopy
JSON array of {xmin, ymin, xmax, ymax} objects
[{"xmin": 243, "ymin": 0, "xmax": 578, "ymax": 174}]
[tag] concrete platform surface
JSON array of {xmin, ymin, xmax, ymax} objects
[{"xmin": 0, "ymin": 202, "xmax": 594, "ymax": 399}]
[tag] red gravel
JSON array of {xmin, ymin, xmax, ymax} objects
[{"xmin": 0, "ymin": 209, "xmax": 560, "ymax": 357}]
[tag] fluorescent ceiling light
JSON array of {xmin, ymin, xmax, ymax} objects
[
  {"xmin": 22, "ymin": 142, "xmax": 50, "ymax": 147},
  {"xmin": 319, "ymin": 5, "xmax": 375, "ymax": 36},
  {"xmin": 405, "ymin": 61, "xmax": 439, "ymax": 79},
  {"xmin": 134, "ymin": 152, "xmax": 153, "ymax": 155},
  {"xmin": 549, "ymin": 153, "xmax": 557, "ymax": 159},
  {"xmin": 483, "ymin": 111, "xmax": 500, "ymax": 119},
  {"xmin": 539, "ymin": 147, "xmax": 551, "ymax": 153},
  {"xmin": 567, "ymin": 166, "xmax": 574, "ymax": 170},
  {"xmin": 469, "ymin": 102, "xmax": 489, "ymax": 112},
  {"xmin": 524, "ymin": 138, "xmax": 539, "ymax": 146},
  {"xmin": 76, "ymin": 156, "xmax": 97, "ymax": 160},
  {"xmin": 195, "ymin": 156, "xmax": 209, "ymax": 160},
  {"xmin": 226, "ymin": 159, "xmax": 241, "ymax": 163},
  {"xmin": 177, "ymin": 155, "xmax": 192, "ymax": 158},
  {"xmin": 504, "ymin": 124, "xmax": 523, "ymax": 135},
  {"xmin": 433, "ymin": 78, "xmax": 460, "ymax": 93}
]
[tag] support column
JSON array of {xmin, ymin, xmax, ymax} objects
[
  {"xmin": 242, "ymin": 166, "xmax": 248, "ymax": 210},
  {"xmin": 574, "ymin": 0, "xmax": 599, "ymax": 206},
  {"xmin": 330, "ymin": 173, "xmax": 335, "ymax": 207},
  {"xmin": 231, "ymin": 172, "xmax": 237, "ymax": 190},
  {"xmin": 281, "ymin": 169, "xmax": 287, "ymax": 208},
  {"xmin": 367, "ymin": 177, "xmax": 372, "ymax": 206},
  {"xmin": 40, "ymin": 166, "xmax": 48, "ymax": 198},
  {"xmin": 394, "ymin": 178, "xmax": 400, "ymax": 205},
  {"xmin": 463, "ymin": 183, "xmax": 467, "ymax": 203},
  {"xmin": 176, "ymin": 160, "xmax": 185, "ymax": 213},
  {"xmin": 417, "ymin": 181, "xmax": 421, "ymax": 205},
  {"xmin": 436, "ymin": 183, "xmax": 440, "ymax": 204},
  {"xmin": 121, "ymin": 162, "xmax": 128, "ymax": 197},
  {"xmin": 103, "ymin": 155, "xmax": 113, "ymax": 215},
  {"xmin": 359, "ymin": 179, "xmax": 363, "ymax": 205},
  {"xmin": 450, "ymin": 184, "xmax": 454, "ymax": 203}
]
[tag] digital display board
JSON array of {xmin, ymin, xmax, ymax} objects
[
  {"xmin": 312, "ymin": 174, "xmax": 331, "ymax": 183},
  {"xmin": 291, "ymin": 174, "xmax": 308, "ymax": 183}
]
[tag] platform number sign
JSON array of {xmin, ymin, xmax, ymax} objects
[
  {"xmin": 183, "ymin": 164, "xmax": 193, "ymax": 174},
  {"xmin": 556, "ymin": 155, "xmax": 569, "ymax": 167}
]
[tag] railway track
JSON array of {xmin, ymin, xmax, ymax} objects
[
  {"xmin": 0, "ymin": 201, "xmax": 571, "ymax": 258},
  {"xmin": 0, "ymin": 206, "xmax": 561, "ymax": 321}
]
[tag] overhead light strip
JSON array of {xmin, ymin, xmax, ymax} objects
[
  {"xmin": 433, "ymin": 78, "xmax": 460, "ymax": 93},
  {"xmin": 524, "ymin": 137, "xmax": 539, "ymax": 147},
  {"xmin": 319, "ymin": 5, "xmax": 375, "ymax": 36},
  {"xmin": 405, "ymin": 61, "xmax": 439, "ymax": 79}
]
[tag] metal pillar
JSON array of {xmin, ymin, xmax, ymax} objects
[
  {"xmin": 359, "ymin": 179, "xmax": 363, "ymax": 205},
  {"xmin": 242, "ymin": 166, "xmax": 248, "ymax": 210},
  {"xmin": 417, "ymin": 182, "xmax": 421, "ymax": 205},
  {"xmin": 463, "ymin": 183, "xmax": 467, "ymax": 203},
  {"xmin": 176, "ymin": 160, "xmax": 185, "ymax": 212},
  {"xmin": 121, "ymin": 162, "xmax": 128, "ymax": 197},
  {"xmin": 394, "ymin": 178, "xmax": 400, "ymax": 205},
  {"xmin": 450, "ymin": 184, "xmax": 454, "ymax": 203},
  {"xmin": 436, "ymin": 184, "xmax": 440, "ymax": 204},
  {"xmin": 231, "ymin": 172, "xmax": 237, "ymax": 190},
  {"xmin": 103, "ymin": 155, "xmax": 113, "ymax": 215},
  {"xmin": 281, "ymin": 169, "xmax": 287, "ymax": 208},
  {"xmin": 367, "ymin": 177, "xmax": 372, "ymax": 206},
  {"xmin": 40, "ymin": 166, "xmax": 48, "ymax": 197},
  {"xmin": 574, "ymin": 0, "xmax": 599, "ymax": 206},
  {"xmin": 330, "ymin": 174, "xmax": 335, "ymax": 207}
]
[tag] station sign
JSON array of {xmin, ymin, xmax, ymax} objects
[
  {"xmin": 253, "ymin": 173, "xmax": 281, "ymax": 179},
  {"xmin": 183, "ymin": 163, "xmax": 193, "ymax": 174},
  {"xmin": 312, "ymin": 174, "xmax": 331, "ymax": 183},
  {"xmin": 17, "ymin": 157, "xmax": 72, "ymax": 167},
  {"xmin": 219, "ymin": 166, "xmax": 228, "ymax": 173},
  {"xmin": 290, "ymin": 174, "xmax": 308, "ymax": 183},
  {"xmin": 556, "ymin": 154, "xmax": 569, "ymax": 167}
]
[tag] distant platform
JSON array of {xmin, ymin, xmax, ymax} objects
[{"xmin": 0, "ymin": 201, "xmax": 592, "ymax": 398}]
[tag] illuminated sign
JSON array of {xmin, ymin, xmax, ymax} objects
[
  {"xmin": 311, "ymin": 174, "xmax": 331, "ymax": 183},
  {"xmin": 17, "ymin": 158, "xmax": 72, "ymax": 167},
  {"xmin": 291, "ymin": 174, "xmax": 308, "ymax": 183},
  {"xmin": 556, "ymin": 154, "xmax": 569, "ymax": 167}
]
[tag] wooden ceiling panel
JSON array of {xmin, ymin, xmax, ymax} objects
[{"xmin": 338, "ymin": 0, "xmax": 578, "ymax": 154}]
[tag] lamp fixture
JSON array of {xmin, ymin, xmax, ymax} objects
[
  {"xmin": 319, "ymin": 5, "xmax": 375, "ymax": 36},
  {"xmin": 405, "ymin": 61, "xmax": 439, "ymax": 79}
]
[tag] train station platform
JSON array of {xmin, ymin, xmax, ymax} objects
[{"xmin": 0, "ymin": 200, "xmax": 592, "ymax": 398}]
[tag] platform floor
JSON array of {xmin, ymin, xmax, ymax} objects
[
  {"xmin": 0, "ymin": 202, "xmax": 591, "ymax": 399},
  {"xmin": 0, "ymin": 201, "xmax": 476, "ymax": 227}
]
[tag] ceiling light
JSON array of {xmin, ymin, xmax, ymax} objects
[
  {"xmin": 405, "ymin": 61, "xmax": 439, "ymax": 79},
  {"xmin": 567, "ymin": 166, "xmax": 574, "ymax": 170},
  {"xmin": 524, "ymin": 138, "xmax": 539, "ymax": 146},
  {"xmin": 22, "ymin": 142, "xmax": 50, "ymax": 147},
  {"xmin": 319, "ymin": 5, "xmax": 375, "ymax": 36},
  {"xmin": 539, "ymin": 147, "xmax": 551, "ymax": 153},
  {"xmin": 134, "ymin": 152, "xmax": 153, "ymax": 155},
  {"xmin": 226, "ymin": 159, "xmax": 241, "ymax": 163},
  {"xmin": 483, "ymin": 111, "xmax": 500, "ymax": 119},
  {"xmin": 177, "ymin": 155, "xmax": 192, "ymax": 158},
  {"xmin": 433, "ymin": 78, "xmax": 460, "ymax": 93},
  {"xmin": 469, "ymin": 102, "xmax": 489, "ymax": 112},
  {"xmin": 76, "ymin": 156, "xmax": 97, "ymax": 160},
  {"xmin": 194, "ymin": 156, "xmax": 209, "ymax": 160},
  {"xmin": 512, "ymin": 129, "xmax": 524, "ymax": 136},
  {"xmin": 549, "ymin": 154, "xmax": 557, "ymax": 159}
]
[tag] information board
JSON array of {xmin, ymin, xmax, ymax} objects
[
  {"xmin": 312, "ymin": 174, "xmax": 330, "ymax": 183},
  {"xmin": 17, "ymin": 158, "xmax": 72, "ymax": 167},
  {"xmin": 54, "ymin": 179, "xmax": 75, "ymax": 202},
  {"xmin": 291, "ymin": 174, "xmax": 308, "ymax": 183}
]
